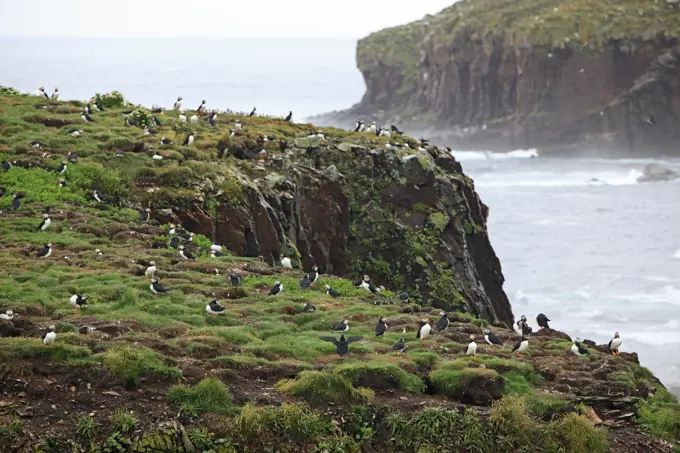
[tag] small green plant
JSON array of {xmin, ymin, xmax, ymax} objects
[
  {"xmin": 104, "ymin": 346, "xmax": 179, "ymax": 387},
  {"xmin": 94, "ymin": 91, "xmax": 127, "ymax": 109},
  {"xmin": 554, "ymin": 413, "xmax": 609, "ymax": 453},
  {"xmin": 187, "ymin": 427, "xmax": 214, "ymax": 451},
  {"xmin": 73, "ymin": 413, "xmax": 99, "ymax": 440},
  {"xmin": 132, "ymin": 108, "xmax": 153, "ymax": 128},
  {"xmin": 235, "ymin": 403, "xmax": 331, "ymax": 446},
  {"xmin": 168, "ymin": 377, "xmax": 233, "ymax": 416},
  {"xmin": 0, "ymin": 417, "xmax": 22, "ymax": 441},
  {"xmin": 275, "ymin": 371, "xmax": 374, "ymax": 404},
  {"xmin": 110, "ymin": 409, "xmax": 138, "ymax": 433}
]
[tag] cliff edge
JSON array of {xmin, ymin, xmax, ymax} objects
[{"xmin": 317, "ymin": 0, "xmax": 680, "ymax": 156}]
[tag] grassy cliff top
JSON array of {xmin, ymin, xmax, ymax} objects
[{"xmin": 0, "ymin": 90, "xmax": 678, "ymax": 452}]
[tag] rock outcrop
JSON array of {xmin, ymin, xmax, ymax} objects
[
  {"xmin": 153, "ymin": 142, "xmax": 513, "ymax": 326},
  {"xmin": 317, "ymin": 0, "xmax": 680, "ymax": 156},
  {"xmin": 637, "ymin": 163, "xmax": 680, "ymax": 183}
]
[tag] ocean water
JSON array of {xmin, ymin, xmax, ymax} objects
[{"xmin": 2, "ymin": 38, "xmax": 679, "ymax": 389}]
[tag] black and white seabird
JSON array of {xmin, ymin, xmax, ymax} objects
[
  {"xmin": 168, "ymin": 236, "xmax": 180, "ymax": 249},
  {"xmin": 300, "ymin": 275, "xmax": 311, "ymax": 290},
  {"xmin": 144, "ymin": 126, "xmax": 158, "ymax": 136},
  {"xmin": 178, "ymin": 245, "xmax": 195, "ymax": 261},
  {"xmin": 86, "ymin": 103, "xmax": 95, "ymax": 115},
  {"xmin": 210, "ymin": 249, "xmax": 225, "ymax": 258},
  {"xmin": 42, "ymin": 325, "xmax": 57, "ymax": 345},
  {"xmin": 359, "ymin": 275, "xmax": 379, "ymax": 295},
  {"xmin": 378, "ymin": 127, "xmax": 391, "ymax": 138},
  {"xmin": 248, "ymin": 107, "xmax": 256, "ymax": 117},
  {"xmin": 69, "ymin": 294, "xmax": 89, "ymax": 309},
  {"xmin": 160, "ymin": 137, "xmax": 173, "ymax": 145},
  {"xmin": 512, "ymin": 335, "xmax": 529, "ymax": 356},
  {"xmin": 68, "ymin": 129, "xmax": 84, "ymax": 138},
  {"xmin": 320, "ymin": 334, "xmax": 363, "ymax": 357},
  {"xmin": 484, "ymin": 329, "xmax": 503, "ymax": 346},
  {"xmin": 436, "ymin": 311, "xmax": 450, "ymax": 332},
  {"xmin": 646, "ymin": 114, "xmax": 657, "ymax": 125},
  {"xmin": 234, "ymin": 120, "xmax": 242, "ymax": 131},
  {"xmin": 36, "ymin": 243, "xmax": 52, "ymax": 258},
  {"xmin": 178, "ymin": 111, "xmax": 187, "ymax": 123},
  {"xmin": 416, "ymin": 319, "xmax": 432, "ymax": 344},
  {"xmin": 466, "ymin": 335, "xmax": 478, "ymax": 355},
  {"xmin": 197, "ymin": 100, "xmax": 206, "ymax": 114},
  {"xmin": 227, "ymin": 274, "xmax": 242, "ymax": 287},
  {"xmin": 56, "ymin": 161, "xmax": 67, "ymax": 174},
  {"xmin": 285, "ymin": 111, "xmax": 292, "ymax": 122},
  {"xmin": 51, "ymin": 87, "xmax": 59, "ymax": 100},
  {"xmin": 67, "ymin": 152, "xmax": 78, "ymax": 162},
  {"xmin": 368, "ymin": 122, "xmax": 377, "ymax": 134},
  {"xmin": 125, "ymin": 116, "xmax": 138, "ymax": 127},
  {"xmin": 303, "ymin": 302, "xmax": 316, "ymax": 313},
  {"xmin": 1, "ymin": 160, "xmax": 12, "ymax": 171},
  {"xmin": 183, "ymin": 133, "xmax": 195, "ymax": 146},
  {"xmin": 152, "ymin": 152, "xmax": 164, "ymax": 161},
  {"xmin": 81, "ymin": 111, "xmax": 95, "ymax": 123},
  {"xmin": 308, "ymin": 266, "xmax": 319, "ymax": 284},
  {"xmin": 398, "ymin": 291, "xmax": 409, "ymax": 303},
  {"xmin": 280, "ymin": 255, "xmax": 293, "ymax": 271},
  {"xmin": 173, "ymin": 96, "xmax": 183, "ymax": 110},
  {"xmin": 608, "ymin": 332, "xmax": 622, "ymax": 356},
  {"xmin": 206, "ymin": 300, "xmax": 226, "ymax": 318},
  {"xmin": 145, "ymin": 261, "xmax": 157, "ymax": 279},
  {"xmin": 325, "ymin": 284, "xmax": 341, "ymax": 298},
  {"xmin": 391, "ymin": 125, "xmax": 404, "ymax": 135},
  {"xmin": 150, "ymin": 278, "xmax": 169, "ymax": 295},
  {"xmin": 37, "ymin": 213, "xmax": 51, "ymax": 231},
  {"xmin": 571, "ymin": 338, "xmax": 589, "ymax": 357},
  {"xmin": 58, "ymin": 178, "xmax": 67, "ymax": 188},
  {"xmin": 189, "ymin": 114, "xmax": 199, "ymax": 124},
  {"xmin": 11, "ymin": 194, "xmax": 20, "ymax": 210},
  {"xmin": 392, "ymin": 338, "xmax": 407, "ymax": 352},
  {"xmin": 30, "ymin": 140, "xmax": 44, "ymax": 149},
  {"xmin": 514, "ymin": 315, "xmax": 532, "ymax": 336},
  {"xmin": 536, "ymin": 313, "xmax": 551, "ymax": 329},
  {"xmin": 375, "ymin": 317, "xmax": 388, "ymax": 336},
  {"xmin": 152, "ymin": 115, "xmax": 162, "ymax": 126},
  {"xmin": 268, "ymin": 281, "xmax": 283, "ymax": 296},
  {"xmin": 333, "ymin": 319, "xmax": 349, "ymax": 332},
  {"xmin": 38, "ymin": 87, "xmax": 49, "ymax": 100},
  {"xmin": 354, "ymin": 119, "xmax": 364, "ymax": 132},
  {"xmin": 93, "ymin": 190, "xmax": 108, "ymax": 203},
  {"xmin": 139, "ymin": 208, "xmax": 151, "ymax": 224},
  {"xmin": 0, "ymin": 309, "xmax": 14, "ymax": 321}
]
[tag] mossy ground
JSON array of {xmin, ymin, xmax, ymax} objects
[{"xmin": 0, "ymin": 91, "xmax": 677, "ymax": 452}]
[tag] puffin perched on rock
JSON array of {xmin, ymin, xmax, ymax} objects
[
  {"xmin": 268, "ymin": 281, "xmax": 283, "ymax": 296},
  {"xmin": 398, "ymin": 291, "xmax": 409, "ymax": 303},
  {"xmin": 375, "ymin": 317, "xmax": 388, "ymax": 336},
  {"xmin": 571, "ymin": 338, "xmax": 589, "ymax": 357},
  {"xmin": 512, "ymin": 334, "xmax": 529, "ymax": 356},
  {"xmin": 416, "ymin": 319, "xmax": 432, "ymax": 344},
  {"xmin": 280, "ymin": 255, "xmax": 293, "ymax": 272},
  {"xmin": 69, "ymin": 294, "xmax": 89, "ymax": 309},
  {"xmin": 206, "ymin": 300, "xmax": 227, "ymax": 318},
  {"xmin": 320, "ymin": 334, "xmax": 363, "ymax": 357},
  {"xmin": 536, "ymin": 313, "xmax": 551, "ymax": 329},
  {"xmin": 608, "ymin": 332, "xmax": 622, "ymax": 356},
  {"xmin": 484, "ymin": 328, "xmax": 503, "ymax": 346},
  {"xmin": 514, "ymin": 315, "xmax": 532, "ymax": 336},
  {"xmin": 466, "ymin": 335, "xmax": 478, "ymax": 355},
  {"xmin": 436, "ymin": 311, "xmax": 450, "ymax": 332}
]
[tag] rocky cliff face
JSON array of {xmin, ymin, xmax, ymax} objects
[
  {"xmin": 153, "ymin": 139, "xmax": 513, "ymax": 326},
  {"xmin": 319, "ymin": 0, "xmax": 680, "ymax": 155}
]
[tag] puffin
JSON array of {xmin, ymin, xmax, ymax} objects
[
  {"xmin": 189, "ymin": 115, "xmax": 199, "ymax": 124},
  {"xmin": 30, "ymin": 140, "xmax": 44, "ymax": 149},
  {"xmin": 178, "ymin": 245, "xmax": 196, "ymax": 261},
  {"xmin": 234, "ymin": 120, "xmax": 242, "ymax": 131},
  {"xmin": 248, "ymin": 107, "xmax": 257, "ymax": 117},
  {"xmin": 333, "ymin": 319, "xmax": 349, "ymax": 332},
  {"xmin": 1, "ymin": 160, "xmax": 12, "ymax": 171},
  {"xmin": 168, "ymin": 224, "xmax": 177, "ymax": 235},
  {"xmin": 183, "ymin": 133, "xmax": 195, "ymax": 146},
  {"xmin": 359, "ymin": 276, "xmax": 379, "ymax": 295},
  {"xmin": 398, "ymin": 291, "xmax": 409, "ymax": 303},
  {"xmin": 512, "ymin": 335, "xmax": 529, "ymax": 356},
  {"xmin": 308, "ymin": 266, "xmax": 319, "ymax": 284},
  {"xmin": 280, "ymin": 255, "xmax": 293, "ymax": 271},
  {"xmin": 285, "ymin": 111, "xmax": 292, "ymax": 122},
  {"xmin": 144, "ymin": 261, "xmax": 157, "ymax": 279},
  {"xmin": 173, "ymin": 96, "xmax": 183, "ymax": 110},
  {"xmin": 302, "ymin": 302, "xmax": 316, "ymax": 313},
  {"xmin": 150, "ymin": 278, "xmax": 169, "ymax": 295},
  {"xmin": 320, "ymin": 334, "xmax": 363, "ymax": 357},
  {"xmin": 206, "ymin": 300, "xmax": 227, "ymax": 318},
  {"xmin": 139, "ymin": 208, "xmax": 151, "ymax": 224},
  {"xmin": 608, "ymin": 332, "xmax": 622, "ymax": 356},
  {"xmin": 36, "ymin": 243, "xmax": 52, "ymax": 258},
  {"xmin": 42, "ymin": 325, "xmax": 57, "ymax": 345},
  {"xmin": 56, "ymin": 161, "xmax": 67, "ymax": 173},
  {"xmin": 391, "ymin": 125, "xmax": 404, "ymax": 135},
  {"xmin": 416, "ymin": 319, "xmax": 432, "ymax": 344},
  {"xmin": 197, "ymin": 100, "xmax": 206, "ymax": 114},
  {"xmin": 228, "ymin": 274, "xmax": 242, "ymax": 287},
  {"xmin": 378, "ymin": 127, "xmax": 391, "ymax": 138},
  {"xmin": 38, "ymin": 87, "xmax": 49, "ymax": 100},
  {"xmin": 68, "ymin": 129, "xmax": 84, "ymax": 138},
  {"xmin": 210, "ymin": 249, "xmax": 225, "ymax": 258},
  {"xmin": 168, "ymin": 236, "xmax": 180, "ymax": 249},
  {"xmin": 58, "ymin": 178, "xmax": 67, "ymax": 188},
  {"xmin": 93, "ymin": 190, "xmax": 107, "ymax": 203},
  {"xmin": 0, "ymin": 309, "xmax": 14, "ymax": 321},
  {"xmin": 436, "ymin": 311, "xmax": 450, "ymax": 332},
  {"xmin": 571, "ymin": 338, "xmax": 589, "ymax": 357},
  {"xmin": 37, "ymin": 213, "xmax": 51, "ymax": 232},
  {"xmin": 51, "ymin": 87, "xmax": 59, "ymax": 101},
  {"xmin": 268, "ymin": 281, "xmax": 283, "ymax": 296},
  {"xmin": 466, "ymin": 335, "xmax": 478, "ymax": 355},
  {"xmin": 11, "ymin": 194, "xmax": 20, "ymax": 210},
  {"xmin": 210, "ymin": 243, "xmax": 222, "ymax": 253},
  {"xmin": 81, "ymin": 111, "xmax": 95, "ymax": 122},
  {"xmin": 160, "ymin": 137, "xmax": 173, "ymax": 145},
  {"xmin": 300, "ymin": 275, "xmax": 311, "ymax": 290},
  {"xmin": 368, "ymin": 122, "xmax": 377, "ymax": 134},
  {"xmin": 325, "ymin": 284, "xmax": 341, "ymax": 298},
  {"xmin": 536, "ymin": 313, "xmax": 551, "ymax": 329},
  {"xmin": 375, "ymin": 317, "xmax": 388, "ymax": 336},
  {"xmin": 69, "ymin": 294, "xmax": 89, "ymax": 309},
  {"xmin": 67, "ymin": 151, "xmax": 78, "ymax": 162},
  {"xmin": 484, "ymin": 328, "xmax": 503, "ymax": 346},
  {"xmin": 514, "ymin": 315, "xmax": 532, "ymax": 336},
  {"xmin": 354, "ymin": 120, "xmax": 364, "ymax": 132},
  {"xmin": 392, "ymin": 338, "xmax": 407, "ymax": 352},
  {"xmin": 125, "ymin": 116, "xmax": 137, "ymax": 127},
  {"xmin": 178, "ymin": 111, "xmax": 187, "ymax": 123},
  {"xmin": 144, "ymin": 126, "xmax": 158, "ymax": 136}
]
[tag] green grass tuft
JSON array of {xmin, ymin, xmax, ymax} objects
[
  {"xmin": 276, "ymin": 371, "xmax": 374, "ymax": 404},
  {"xmin": 168, "ymin": 377, "xmax": 234, "ymax": 416}
]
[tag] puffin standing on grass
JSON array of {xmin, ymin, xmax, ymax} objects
[
  {"xmin": 436, "ymin": 311, "xmax": 450, "ymax": 332},
  {"xmin": 417, "ymin": 319, "xmax": 432, "ymax": 345},
  {"xmin": 466, "ymin": 335, "xmax": 478, "ymax": 356},
  {"xmin": 375, "ymin": 318, "xmax": 388, "ymax": 336},
  {"xmin": 68, "ymin": 129, "xmax": 84, "ymax": 138},
  {"xmin": 392, "ymin": 338, "xmax": 407, "ymax": 352},
  {"xmin": 308, "ymin": 266, "xmax": 319, "ymax": 285},
  {"xmin": 608, "ymin": 332, "xmax": 623, "ymax": 356},
  {"xmin": 37, "ymin": 213, "xmax": 51, "ymax": 231},
  {"xmin": 178, "ymin": 245, "xmax": 196, "ymax": 261},
  {"xmin": 69, "ymin": 294, "xmax": 89, "ymax": 310},
  {"xmin": 300, "ymin": 275, "xmax": 311, "ymax": 290},
  {"xmin": 42, "ymin": 325, "xmax": 57, "ymax": 345},
  {"xmin": 183, "ymin": 133, "xmax": 195, "ymax": 146},
  {"xmin": 333, "ymin": 319, "xmax": 349, "ymax": 332},
  {"xmin": 484, "ymin": 328, "xmax": 503, "ymax": 346},
  {"xmin": 320, "ymin": 334, "xmax": 363, "ymax": 357},
  {"xmin": 303, "ymin": 302, "xmax": 316, "ymax": 313},
  {"xmin": 325, "ymin": 284, "xmax": 341, "ymax": 298},
  {"xmin": 144, "ymin": 261, "xmax": 157, "ymax": 279},
  {"xmin": 249, "ymin": 107, "xmax": 256, "ymax": 117},
  {"xmin": 285, "ymin": 111, "xmax": 293, "ymax": 122},
  {"xmin": 280, "ymin": 255, "xmax": 293, "ymax": 272},
  {"xmin": 150, "ymin": 278, "xmax": 169, "ymax": 295},
  {"xmin": 93, "ymin": 190, "xmax": 108, "ymax": 203},
  {"xmin": 0, "ymin": 309, "xmax": 14, "ymax": 321},
  {"xmin": 228, "ymin": 274, "xmax": 242, "ymax": 287},
  {"xmin": 56, "ymin": 161, "xmax": 67, "ymax": 174},
  {"xmin": 359, "ymin": 275, "xmax": 379, "ymax": 295},
  {"xmin": 173, "ymin": 97, "xmax": 183, "ymax": 110},
  {"xmin": 139, "ymin": 208, "xmax": 151, "ymax": 224},
  {"xmin": 513, "ymin": 335, "xmax": 529, "ymax": 356},
  {"xmin": 536, "ymin": 313, "xmax": 551, "ymax": 329},
  {"xmin": 11, "ymin": 194, "xmax": 21, "ymax": 211},
  {"xmin": 268, "ymin": 281, "xmax": 283, "ymax": 296},
  {"xmin": 210, "ymin": 249, "xmax": 225, "ymax": 258},
  {"xmin": 81, "ymin": 110, "xmax": 95, "ymax": 123},
  {"xmin": 51, "ymin": 87, "xmax": 59, "ymax": 101},
  {"xmin": 206, "ymin": 300, "xmax": 227, "ymax": 318},
  {"xmin": 571, "ymin": 338, "xmax": 589, "ymax": 357},
  {"xmin": 36, "ymin": 243, "xmax": 52, "ymax": 258}
]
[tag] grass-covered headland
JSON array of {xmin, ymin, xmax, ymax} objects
[{"xmin": 0, "ymin": 87, "xmax": 678, "ymax": 452}]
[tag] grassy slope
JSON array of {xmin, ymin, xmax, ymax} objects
[{"xmin": 0, "ymin": 90, "xmax": 678, "ymax": 452}]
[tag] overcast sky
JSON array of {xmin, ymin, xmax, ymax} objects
[{"xmin": 1, "ymin": 0, "xmax": 454, "ymax": 39}]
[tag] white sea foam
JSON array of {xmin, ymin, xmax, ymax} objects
[
  {"xmin": 612, "ymin": 285, "xmax": 680, "ymax": 306},
  {"xmin": 475, "ymin": 168, "xmax": 643, "ymax": 188},
  {"xmin": 673, "ymin": 249, "xmax": 680, "ymax": 260},
  {"xmin": 451, "ymin": 149, "xmax": 538, "ymax": 161}
]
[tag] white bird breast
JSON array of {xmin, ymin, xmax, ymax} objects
[{"xmin": 518, "ymin": 340, "xmax": 528, "ymax": 352}]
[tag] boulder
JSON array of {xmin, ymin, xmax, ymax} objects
[{"xmin": 637, "ymin": 163, "xmax": 680, "ymax": 183}]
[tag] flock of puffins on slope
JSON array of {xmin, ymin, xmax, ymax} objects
[{"xmin": 0, "ymin": 87, "xmax": 624, "ymax": 361}]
